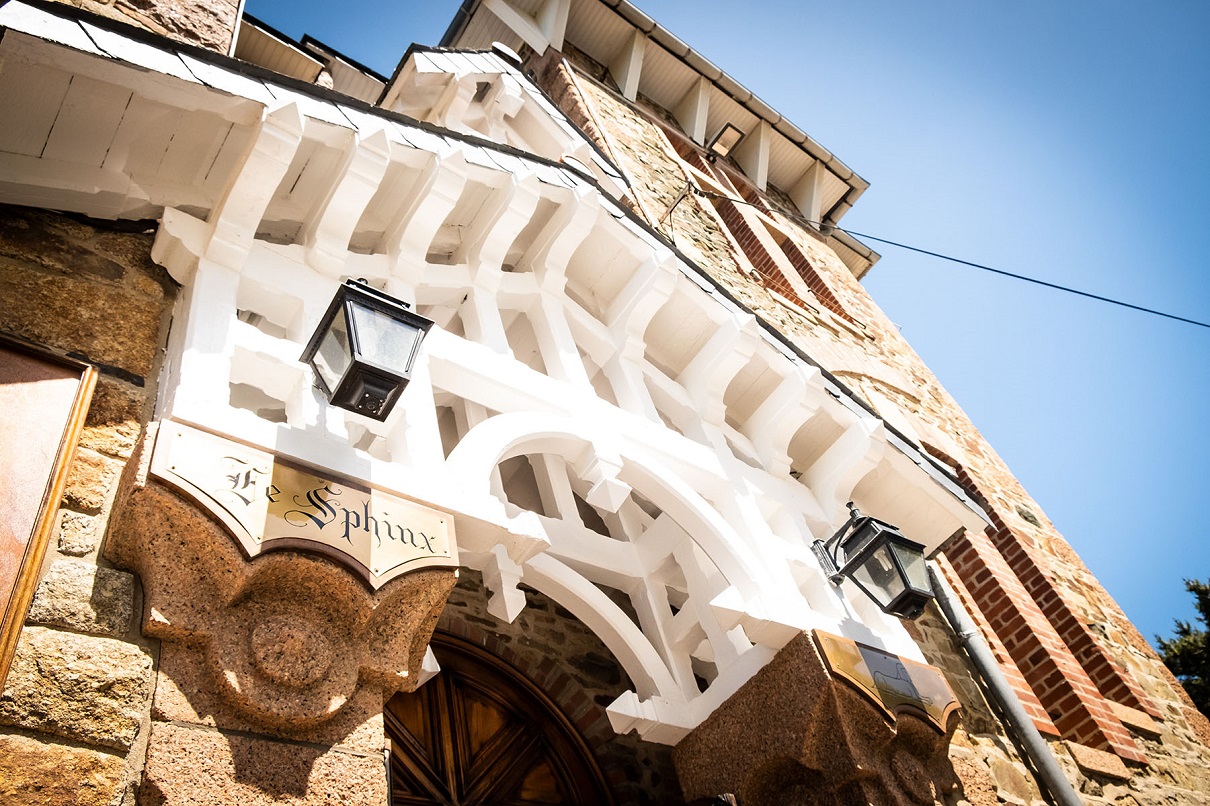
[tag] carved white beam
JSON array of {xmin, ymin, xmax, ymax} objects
[
  {"xmin": 789, "ymin": 160, "xmax": 828, "ymax": 225},
  {"xmin": 206, "ymin": 102, "xmax": 304, "ymax": 271},
  {"xmin": 674, "ymin": 77, "xmax": 710, "ymax": 145},
  {"xmin": 305, "ymin": 128, "xmax": 391, "ymax": 277},
  {"xmin": 677, "ymin": 313, "xmax": 759, "ymax": 427},
  {"xmin": 610, "ymin": 29, "xmax": 646, "ymax": 102},
  {"xmin": 525, "ymin": 553, "xmax": 682, "ymax": 701},
  {"xmin": 802, "ymin": 417, "xmax": 887, "ymax": 521},
  {"xmin": 527, "ymin": 291, "xmax": 593, "ymax": 388},
  {"xmin": 732, "ymin": 119, "xmax": 771, "ymax": 192}
]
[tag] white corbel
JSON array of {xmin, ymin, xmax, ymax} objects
[
  {"xmin": 385, "ymin": 152, "xmax": 467, "ymax": 266},
  {"xmin": 677, "ymin": 313, "xmax": 760, "ymax": 427},
  {"xmin": 732, "ymin": 119, "xmax": 771, "ymax": 192},
  {"xmin": 305, "ymin": 128, "xmax": 391, "ymax": 277},
  {"xmin": 789, "ymin": 160, "xmax": 828, "ymax": 225},
  {"xmin": 530, "ymin": 187, "xmax": 599, "ymax": 290},
  {"xmin": 610, "ymin": 29, "xmax": 646, "ymax": 102},
  {"xmin": 464, "ymin": 176, "xmax": 541, "ymax": 270},
  {"xmin": 433, "ymin": 76, "xmax": 478, "ymax": 130},
  {"xmin": 482, "ymin": 77, "xmax": 526, "ymax": 137},
  {"xmin": 674, "ymin": 77, "xmax": 710, "ymax": 145},
  {"xmin": 743, "ymin": 364, "xmax": 825, "ymax": 477},
  {"xmin": 206, "ymin": 102, "xmax": 305, "ymax": 271},
  {"xmin": 483, "ymin": 543, "xmax": 527, "ymax": 622},
  {"xmin": 605, "ymin": 253, "xmax": 678, "ymax": 345},
  {"xmin": 802, "ymin": 416, "xmax": 888, "ymax": 521}
]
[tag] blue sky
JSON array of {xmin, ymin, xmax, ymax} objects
[{"xmin": 244, "ymin": 0, "xmax": 1210, "ymax": 645}]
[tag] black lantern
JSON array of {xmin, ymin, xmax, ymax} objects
[
  {"xmin": 812, "ymin": 503, "xmax": 934, "ymax": 619},
  {"xmin": 300, "ymin": 279, "xmax": 434, "ymax": 421},
  {"xmin": 706, "ymin": 123, "xmax": 745, "ymax": 160}
]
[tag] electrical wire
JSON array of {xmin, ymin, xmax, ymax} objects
[{"xmin": 690, "ymin": 187, "xmax": 1210, "ymax": 330}]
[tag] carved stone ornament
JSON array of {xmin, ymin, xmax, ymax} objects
[
  {"xmin": 106, "ymin": 425, "xmax": 457, "ymax": 729},
  {"xmin": 674, "ymin": 631, "xmax": 964, "ymax": 806}
]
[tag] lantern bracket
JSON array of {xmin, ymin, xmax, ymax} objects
[{"xmin": 811, "ymin": 501, "xmax": 864, "ymax": 585}]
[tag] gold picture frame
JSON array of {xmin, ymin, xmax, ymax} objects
[{"xmin": 0, "ymin": 335, "xmax": 96, "ymax": 687}]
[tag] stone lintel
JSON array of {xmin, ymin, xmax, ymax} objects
[
  {"xmin": 1064, "ymin": 740, "xmax": 1133, "ymax": 781},
  {"xmin": 1109, "ymin": 700, "xmax": 1163, "ymax": 739}
]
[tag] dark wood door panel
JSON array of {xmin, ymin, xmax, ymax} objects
[{"xmin": 387, "ymin": 633, "xmax": 614, "ymax": 806}]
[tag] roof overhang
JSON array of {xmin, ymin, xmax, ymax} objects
[{"xmin": 440, "ymin": 0, "xmax": 880, "ymax": 277}]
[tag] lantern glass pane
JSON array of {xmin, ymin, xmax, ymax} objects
[
  {"xmin": 349, "ymin": 302, "xmax": 421, "ymax": 372},
  {"xmin": 849, "ymin": 543, "xmax": 905, "ymax": 608},
  {"xmin": 891, "ymin": 540, "xmax": 930, "ymax": 592},
  {"xmin": 709, "ymin": 124, "xmax": 745, "ymax": 158},
  {"xmin": 844, "ymin": 520, "xmax": 881, "ymax": 558},
  {"xmin": 312, "ymin": 306, "xmax": 351, "ymax": 394}
]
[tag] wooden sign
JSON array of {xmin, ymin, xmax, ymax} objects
[
  {"xmin": 814, "ymin": 630, "xmax": 960, "ymax": 733},
  {"xmin": 151, "ymin": 422, "xmax": 457, "ymax": 588}
]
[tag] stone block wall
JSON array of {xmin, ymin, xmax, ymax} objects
[
  {"xmin": 43, "ymin": 0, "xmax": 239, "ymax": 53},
  {"xmin": 529, "ymin": 49, "xmax": 1210, "ymax": 804},
  {"xmin": 0, "ymin": 204, "xmax": 176, "ymax": 806}
]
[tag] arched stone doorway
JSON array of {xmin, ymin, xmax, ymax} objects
[{"xmin": 386, "ymin": 632, "xmax": 616, "ymax": 805}]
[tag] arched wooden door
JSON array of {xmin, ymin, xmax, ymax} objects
[{"xmin": 386, "ymin": 633, "xmax": 615, "ymax": 806}]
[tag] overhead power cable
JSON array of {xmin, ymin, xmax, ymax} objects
[{"xmin": 689, "ymin": 188, "xmax": 1210, "ymax": 330}]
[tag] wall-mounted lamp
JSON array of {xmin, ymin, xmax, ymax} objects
[
  {"xmin": 300, "ymin": 279, "xmax": 434, "ymax": 422},
  {"xmin": 706, "ymin": 123, "xmax": 745, "ymax": 161},
  {"xmin": 812, "ymin": 502, "xmax": 934, "ymax": 619}
]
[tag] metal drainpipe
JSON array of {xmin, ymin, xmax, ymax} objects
[{"xmin": 927, "ymin": 564, "xmax": 1086, "ymax": 806}]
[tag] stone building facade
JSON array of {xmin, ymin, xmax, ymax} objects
[{"xmin": 0, "ymin": 0, "xmax": 1207, "ymax": 804}]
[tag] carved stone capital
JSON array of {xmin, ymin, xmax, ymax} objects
[
  {"xmin": 674, "ymin": 631, "xmax": 962, "ymax": 806},
  {"xmin": 107, "ymin": 471, "xmax": 455, "ymax": 730}
]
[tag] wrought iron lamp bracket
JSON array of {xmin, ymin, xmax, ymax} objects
[{"xmin": 812, "ymin": 501, "xmax": 863, "ymax": 585}]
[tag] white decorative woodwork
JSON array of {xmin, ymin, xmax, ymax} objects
[{"xmin": 0, "ymin": 3, "xmax": 990, "ymax": 744}]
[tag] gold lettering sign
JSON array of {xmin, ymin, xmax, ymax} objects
[
  {"xmin": 150, "ymin": 423, "xmax": 457, "ymax": 589},
  {"xmin": 813, "ymin": 630, "xmax": 960, "ymax": 733}
]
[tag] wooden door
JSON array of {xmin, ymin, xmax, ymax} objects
[{"xmin": 386, "ymin": 633, "xmax": 615, "ymax": 806}]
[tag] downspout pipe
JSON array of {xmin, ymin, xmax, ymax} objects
[{"xmin": 927, "ymin": 564, "xmax": 1085, "ymax": 806}]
